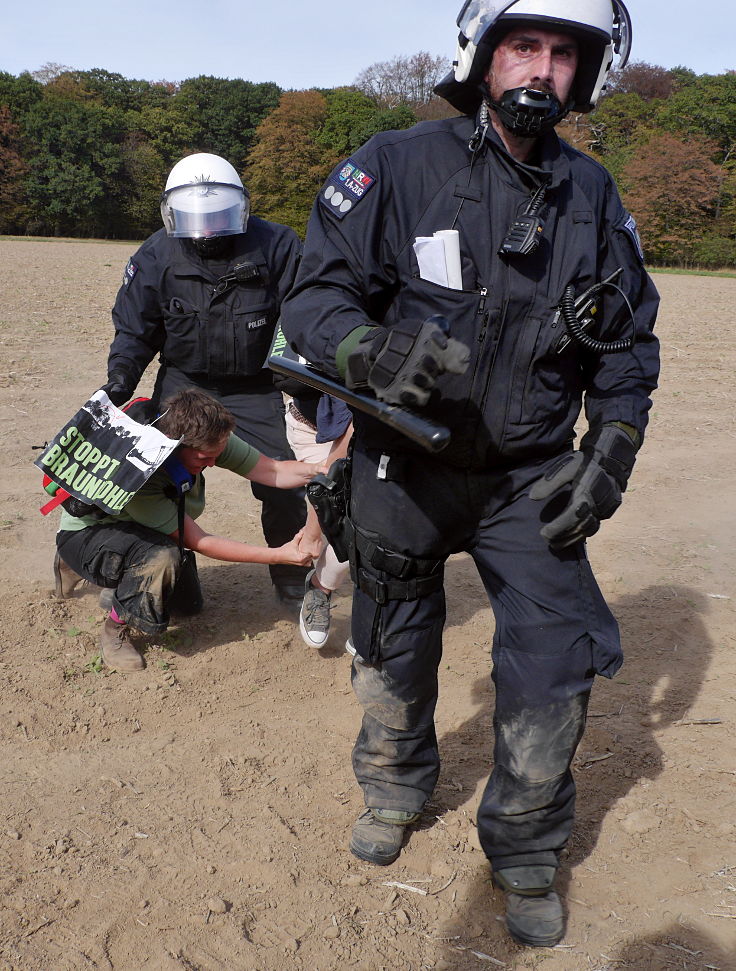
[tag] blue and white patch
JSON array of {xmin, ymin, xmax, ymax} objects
[
  {"xmin": 319, "ymin": 158, "xmax": 377, "ymax": 220},
  {"xmin": 622, "ymin": 213, "xmax": 644, "ymax": 263},
  {"xmin": 123, "ymin": 259, "xmax": 139, "ymax": 287}
]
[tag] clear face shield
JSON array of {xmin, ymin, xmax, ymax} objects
[
  {"xmin": 456, "ymin": 0, "xmax": 517, "ymax": 43},
  {"xmin": 160, "ymin": 183, "xmax": 249, "ymax": 239}
]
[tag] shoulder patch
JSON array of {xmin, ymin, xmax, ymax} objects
[
  {"xmin": 123, "ymin": 259, "xmax": 139, "ymax": 287},
  {"xmin": 621, "ymin": 213, "xmax": 644, "ymax": 263},
  {"xmin": 318, "ymin": 158, "xmax": 377, "ymax": 220}
]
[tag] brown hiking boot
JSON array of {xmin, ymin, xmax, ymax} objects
[
  {"xmin": 53, "ymin": 551, "xmax": 86, "ymax": 599},
  {"xmin": 99, "ymin": 616, "xmax": 144, "ymax": 672}
]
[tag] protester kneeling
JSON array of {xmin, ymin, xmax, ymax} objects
[{"xmin": 53, "ymin": 388, "xmax": 321, "ymax": 671}]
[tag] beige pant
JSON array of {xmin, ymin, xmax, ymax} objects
[{"xmin": 285, "ymin": 405, "xmax": 351, "ymax": 592}]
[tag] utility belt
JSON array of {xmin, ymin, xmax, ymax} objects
[
  {"xmin": 158, "ymin": 359, "xmax": 276, "ymax": 393},
  {"xmin": 306, "ymin": 452, "xmax": 443, "ymax": 604}
]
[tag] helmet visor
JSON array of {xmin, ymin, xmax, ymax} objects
[
  {"xmin": 457, "ymin": 0, "xmax": 517, "ymax": 43},
  {"xmin": 160, "ymin": 183, "xmax": 248, "ymax": 238}
]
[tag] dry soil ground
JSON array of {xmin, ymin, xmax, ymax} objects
[{"xmin": 0, "ymin": 239, "xmax": 735, "ymax": 971}]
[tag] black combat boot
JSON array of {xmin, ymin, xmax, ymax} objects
[
  {"xmin": 493, "ymin": 865, "xmax": 565, "ymax": 947},
  {"xmin": 349, "ymin": 808, "xmax": 421, "ymax": 865}
]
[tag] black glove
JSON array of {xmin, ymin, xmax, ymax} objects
[
  {"xmin": 529, "ymin": 424, "xmax": 639, "ymax": 550},
  {"xmin": 60, "ymin": 495, "xmax": 105, "ymax": 520},
  {"xmin": 345, "ymin": 315, "xmax": 470, "ymax": 408},
  {"xmin": 100, "ymin": 367, "xmax": 137, "ymax": 407}
]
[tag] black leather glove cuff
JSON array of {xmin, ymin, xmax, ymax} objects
[
  {"xmin": 344, "ymin": 328, "xmax": 387, "ymax": 391},
  {"xmin": 580, "ymin": 423, "xmax": 638, "ymax": 490}
]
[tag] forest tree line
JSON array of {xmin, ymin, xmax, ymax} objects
[{"xmin": 0, "ymin": 57, "xmax": 734, "ymax": 268}]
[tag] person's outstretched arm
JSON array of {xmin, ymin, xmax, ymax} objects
[{"xmin": 172, "ymin": 516, "xmax": 311, "ymax": 567}]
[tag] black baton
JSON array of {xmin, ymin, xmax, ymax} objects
[{"xmin": 268, "ymin": 356, "xmax": 451, "ymax": 453}]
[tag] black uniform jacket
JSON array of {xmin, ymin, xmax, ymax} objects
[
  {"xmin": 109, "ymin": 217, "xmax": 301, "ymax": 387},
  {"xmin": 280, "ymin": 115, "xmax": 660, "ymax": 469}
]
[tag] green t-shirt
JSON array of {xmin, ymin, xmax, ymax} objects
[{"xmin": 58, "ymin": 433, "xmax": 261, "ymax": 535}]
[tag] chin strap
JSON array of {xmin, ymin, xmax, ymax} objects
[{"xmin": 491, "ymin": 87, "xmax": 570, "ymax": 137}]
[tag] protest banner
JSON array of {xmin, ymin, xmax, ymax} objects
[{"xmin": 35, "ymin": 392, "xmax": 180, "ymax": 517}]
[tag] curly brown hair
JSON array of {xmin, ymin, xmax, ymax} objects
[{"xmin": 157, "ymin": 389, "xmax": 235, "ymax": 449}]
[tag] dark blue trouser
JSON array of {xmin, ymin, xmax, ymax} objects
[
  {"xmin": 153, "ymin": 365, "xmax": 308, "ymax": 588},
  {"xmin": 348, "ymin": 443, "xmax": 622, "ymax": 871}
]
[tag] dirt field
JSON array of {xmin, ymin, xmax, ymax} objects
[{"xmin": 0, "ymin": 239, "xmax": 735, "ymax": 971}]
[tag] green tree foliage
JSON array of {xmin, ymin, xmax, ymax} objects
[
  {"xmin": 63, "ymin": 69, "xmax": 171, "ymax": 112},
  {"xmin": 175, "ymin": 76, "xmax": 282, "ymax": 169},
  {"xmin": 118, "ymin": 135, "xmax": 169, "ymax": 239},
  {"xmin": 317, "ymin": 88, "xmax": 385, "ymax": 160},
  {"xmin": 657, "ymin": 73, "xmax": 736, "ymax": 162},
  {"xmin": 22, "ymin": 97, "xmax": 126, "ymax": 236},
  {"xmin": 0, "ymin": 71, "xmax": 42, "ymax": 116},
  {"xmin": 0, "ymin": 57, "xmax": 732, "ymax": 266},
  {"xmin": 317, "ymin": 88, "xmax": 417, "ymax": 165}
]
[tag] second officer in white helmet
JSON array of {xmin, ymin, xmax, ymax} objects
[{"xmin": 102, "ymin": 153, "xmax": 309, "ymax": 607}]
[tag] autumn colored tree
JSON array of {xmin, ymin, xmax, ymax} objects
[
  {"xmin": 622, "ymin": 132, "xmax": 723, "ymax": 266},
  {"xmin": 0, "ymin": 58, "xmax": 732, "ymax": 263},
  {"xmin": 606, "ymin": 61, "xmax": 675, "ymax": 100},
  {"xmin": 0, "ymin": 106, "xmax": 28, "ymax": 233},
  {"xmin": 245, "ymin": 90, "xmax": 330, "ymax": 237}
]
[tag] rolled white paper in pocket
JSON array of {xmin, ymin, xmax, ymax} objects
[{"xmin": 433, "ymin": 229, "xmax": 462, "ymax": 290}]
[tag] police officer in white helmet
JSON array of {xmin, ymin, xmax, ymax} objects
[
  {"xmin": 281, "ymin": 0, "xmax": 659, "ymax": 948},
  {"xmin": 100, "ymin": 153, "xmax": 309, "ymax": 606}
]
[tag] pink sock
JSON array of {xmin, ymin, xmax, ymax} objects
[{"xmin": 109, "ymin": 607, "xmax": 124, "ymax": 624}]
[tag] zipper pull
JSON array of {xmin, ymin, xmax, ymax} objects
[{"xmin": 477, "ymin": 287, "xmax": 488, "ymax": 314}]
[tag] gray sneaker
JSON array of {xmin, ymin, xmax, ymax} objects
[{"xmin": 299, "ymin": 569, "xmax": 332, "ymax": 648}]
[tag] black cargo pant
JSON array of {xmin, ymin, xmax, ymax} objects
[
  {"xmin": 154, "ymin": 365, "xmax": 308, "ymax": 589},
  {"xmin": 57, "ymin": 522, "xmax": 182, "ymax": 635},
  {"xmin": 348, "ymin": 443, "xmax": 622, "ymax": 872}
]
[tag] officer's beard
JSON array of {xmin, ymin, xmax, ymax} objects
[{"xmin": 192, "ymin": 235, "xmax": 234, "ymax": 259}]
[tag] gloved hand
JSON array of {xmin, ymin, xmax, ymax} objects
[
  {"xmin": 100, "ymin": 367, "xmax": 137, "ymax": 407},
  {"xmin": 529, "ymin": 423, "xmax": 639, "ymax": 550},
  {"xmin": 345, "ymin": 315, "xmax": 470, "ymax": 408}
]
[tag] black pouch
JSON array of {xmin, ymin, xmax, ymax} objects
[
  {"xmin": 306, "ymin": 457, "xmax": 351, "ymax": 563},
  {"xmin": 168, "ymin": 549, "xmax": 203, "ymax": 617}
]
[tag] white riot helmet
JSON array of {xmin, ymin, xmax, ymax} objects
[
  {"xmin": 160, "ymin": 153, "xmax": 249, "ymax": 239},
  {"xmin": 435, "ymin": 0, "xmax": 632, "ymax": 117}
]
